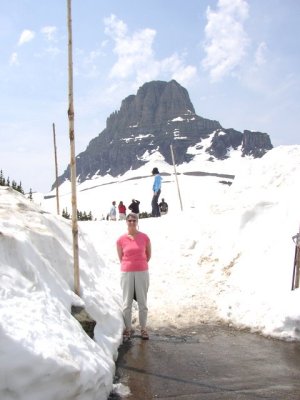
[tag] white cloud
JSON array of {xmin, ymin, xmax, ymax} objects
[
  {"xmin": 18, "ymin": 29, "xmax": 35, "ymax": 46},
  {"xmin": 173, "ymin": 65, "xmax": 197, "ymax": 85},
  {"xmin": 161, "ymin": 54, "xmax": 197, "ymax": 86},
  {"xmin": 104, "ymin": 14, "xmax": 128, "ymax": 38},
  {"xmin": 9, "ymin": 52, "xmax": 19, "ymax": 66},
  {"xmin": 41, "ymin": 26, "xmax": 57, "ymax": 41},
  {"xmin": 104, "ymin": 14, "xmax": 156, "ymax": 80},
  {"xmin": 103, "ymin": 14, "xmax": 197, "ymax": 86},
  {"xmin": 255, "ymin": 41, "xmax": 267, "ymax": 66},
  {"xmin": 202, "ymin": 0, "xmax": 250, "ymax": 82}
]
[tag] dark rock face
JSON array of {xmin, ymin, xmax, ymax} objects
[
  {"xmin": 54, "ymin": 80, "xmax": 273, "ymax": 188},
  {"xmin": 207, "ymin": 128, "xmax": 244, "ymax": 159},
  {"xmin": 242, "ymin": 130, "xmax": 273, "ymax": 157}
]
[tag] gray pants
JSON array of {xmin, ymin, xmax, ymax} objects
[{"xmin": 120, "ymin": 271, "xmax": 149, "ymax": 330}]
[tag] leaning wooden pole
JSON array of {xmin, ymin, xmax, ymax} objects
[
  {"xmin": 67, "ymin": 0, "xmax": 80, "ymax": 296},
  {"xmin": 52, "ymin": 123, "xmax": 60, "ymax": 216},
  {"xmin": 292, "ymin": 225, "xmax": 300, "ymax": 290},
  {"xmin": 170, "ymin": 144, "xmax": 183, "ymax": 211}
]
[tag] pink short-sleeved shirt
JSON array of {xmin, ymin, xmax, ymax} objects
[{"xmin": 117, "ymin": 232, "xmax": 150, "ymax": 272}]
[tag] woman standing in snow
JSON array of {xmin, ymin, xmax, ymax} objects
[
  {"xmin": 108, "ymin": 201, "xmax": 117, "ymax": 221},
  {"xmin": 116, "ymin": 212, "xmax": 151, "ymax": 341},
  {"xmin": 118, "ymin": 201, "xmax": 126, "ymax": 220}
]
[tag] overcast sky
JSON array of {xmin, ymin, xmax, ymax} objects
[{"xmin": 1, "ymin": 0, "xmax": 299, "ymax": 193}]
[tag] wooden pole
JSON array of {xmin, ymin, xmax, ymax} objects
[
  {"xmin": 292, "ymin": 226, "xmax": 300, "ymax": 290},
  {"xmin": 294, "ymin": 246, "xmax": 300, "ymax": 289},
  {"xmin": 52, "ymin": 123, "xmax": 60, "ymax": 216},
  {"xmin": 170, "ymin": 144, "xmax": 183, "ymax": 211},
  {"xmin": 67, "ymin": 0, "xmax": 80, "ymax": 296}
]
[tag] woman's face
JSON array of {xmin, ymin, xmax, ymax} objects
[{"xmin": 127, "ymin": 217, "xmax": 137, "ymax": 229}]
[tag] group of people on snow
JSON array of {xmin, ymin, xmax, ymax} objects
[
  {"xmin": 108, "ymin": 199, "xmax": 141, "ymax": 221},
  {"xmin": 107, "ymin": 167, "xmax": 168, "ymax": 221}
]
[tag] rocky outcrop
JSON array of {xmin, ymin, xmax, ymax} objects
[
  {"xmin": 207, "ymin": 128, "xmax": 243, "ymax": 159},
  {"xmin": 242, "ymin": 130, "xmax": 273, "ymax": 157},
  {"xmin": 206, "ymin": 128, "xmax": 273, "ymax": 160},
  {"xmin": 54, "ymin": 80, "xmax": 273, "ymax": 188}
]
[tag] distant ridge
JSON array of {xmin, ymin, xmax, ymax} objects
[{"xmin": 54, "ymin": 80, "xmax": 273, "ymax": 189}]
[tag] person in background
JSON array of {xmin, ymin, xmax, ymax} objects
[
  {"xmin": 118, "ymin": 201, "xmax": 126, "ymax": 220},
  {"xmin": 159, "ymin": 198, "xmax": 168, "ymax": 215},
  {"xmin": 116, "ymin": 212, "xmax": 151, "ymax": 341},
  {"xmin": 128, "ymin": 199, "xmax": 140, "ymax": 216},
  {"xmin": 109, "ymin": 201, "xmax": 117, "ymax": 221},
  {"xmin": 151, "ymin": 167, "xmax": 162, "ymax": 217}
]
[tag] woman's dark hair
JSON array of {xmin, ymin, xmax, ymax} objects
[{"xmin": 152, "ymin": 167, "xmax": 159, "ymax": 174}]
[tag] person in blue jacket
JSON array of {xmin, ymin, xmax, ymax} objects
[{"xmin": 151, "ymin": 167, "xmax": 162, "ymax": 217}]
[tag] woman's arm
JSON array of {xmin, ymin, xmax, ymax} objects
[
  {"xmin": 116, "ymin": 244, "xmax": 123, "ymax": 262},
  {"xmin": 146, "ymin": 241, "xmax": 151, "ymax": 262}
]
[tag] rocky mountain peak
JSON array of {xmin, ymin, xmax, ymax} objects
[
  {"xmin": 54, "ymin": 80, "xmax": 273, "ymax": 188},
  {"xmin": 106, "ymin": 80, "xmax": 195, "ymax": 131}
]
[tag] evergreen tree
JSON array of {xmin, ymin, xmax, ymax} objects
[
  {"xmin": 62, "ymin": 208, "xmax": 71, "ymax": 219},
  {"xmin": 0, "ymin": 170, "xmax": 32, "ymax": 195},
  {"xmin": 16, "ymin": 181, "xmax": 24, "ymax": 194},
  {"xmin": 28, "ymin": 188, "xmax": 33, "ymax": 201},
  {"xmin": 11, "ymin": 180, "xmax": 17, "ymax": 190},
  {"xmin": 0, "ymin": 170, "xmax": 4, "ymax": 186},
  {"xmin": 75, "ymin": 209, "xmax": 93, "ymax": 221}
]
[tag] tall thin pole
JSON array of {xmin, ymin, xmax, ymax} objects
[
  {"xmin": 52, "ymin": 123, "xmax": 60, "ymax": 215},
  {"xmin": 292, "ymin": 224, "xmax": 300, "ymax": 290},
  {"xmin": 170, "ymin": 144, "xmax": 183, "ymax": 211},
  {"xmin": 67, "ymin": 0, "xmax": 80, "ymax": 296}
]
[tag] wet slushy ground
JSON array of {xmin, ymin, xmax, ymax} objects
[{"xmin": 108, "ymin": 324, "xmax": 300, "ymax": 400}]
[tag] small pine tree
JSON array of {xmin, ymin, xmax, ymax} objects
[
  {"xmin": 62, "ymin": 208, "xmax": 71, "ymax": 219},
  {"xmin": 75, "ymin": 209, "xmax": 93, "ymax": 221},
  {"xmin": 0, "ymin": 170, "xmax": 4, "ymax": 186},
  {"xmin": 139, "ymin": 212, "xmax": 152, "ymax": 219},
  {"xmin": 11, "ymin": 180, "xmax": 17, "ymax": 190},
  {"xmin": 16, "ymin": 181, "xmax": 24, "ymax": 194},
  {"xmin": 28, "ymin": 188, "xmax": 33, "ymax": 201}
]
